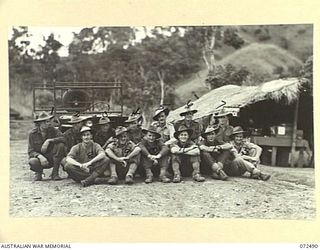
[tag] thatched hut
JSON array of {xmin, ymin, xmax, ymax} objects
[{"xmin": 168, "ymin": 78, "xmax": 313, "ymax": 167}]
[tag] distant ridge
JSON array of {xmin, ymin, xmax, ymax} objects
[
  {"xmin": 175, "ymin": 43, "xmax": 303, "ymax": 104},
  {"xmin": 221, "ymin": 43, "xmax": 302, "ymax": 78}
]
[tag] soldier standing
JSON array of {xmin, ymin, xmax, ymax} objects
[
  {"xmin": 174, "ymin": 101, "xmax": 202, "ymax": 144},
  {"xmin": 28, "ymin": 111, "xmax": 66, "ymax": 181},
  {"xmin": 214, "ymin": 108, "xmax": 234, "ymax": 144},
  {"xmin": 152, "ymin": 106, "xmax": 175, "ymax": 145}
]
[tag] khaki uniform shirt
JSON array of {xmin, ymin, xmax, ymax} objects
[
  {"xmin": 67, "ymin": 141, "xmax": 105, "ymax": 164},
  {"xmin": 215, "ymin": 125, "xmax": 234, "ymax": 144},
  {"xmin": 139, "ymin": 139, "xmax": 169, "ymax": 156},
  {"xmin": 107, "ymin": 140, "xmax": 137, "ymax": 157},
  {"xmin": 28, "ymin": 126, "xmax": 64, "ymax": 158},
  {"xmin": 155, "ymin": 123, "xmax": 175, "ymax": 143}
]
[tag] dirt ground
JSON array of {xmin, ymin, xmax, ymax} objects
[{"xmin": 9, "ymin": 121, "xmax": 316, "ymax": 219}]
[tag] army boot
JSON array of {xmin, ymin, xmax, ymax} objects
[
  {"xmin": 192, "ymin": 162, "xmax": 205, "ymax": 182},
  {"xmin": 34, "ymin": 172, "xmax": 43, "ymax": 181},
  {"xmin": 81, "ymin": 171, "xmax": 100, "ymax": 187},
  {"xmin": 94, "ymin": 177, "xmax": 109, "ymax": 185},
  {"xmin": 172, "ymin": 174, "xmax": 181, "ymax": 183},
  {"xmin": 159, "ymin": 167, "xmax": 170, "ymax": 183},
  {"xmin": 218, "ymin": 169, "xmax": 228, "ymax": 181},
  {"xmin": 108, "ymin": 175, "xmax": 118, "ymax": 185},
  {"xmin": 259, "ymin": 172, "xmax": 271, "ymax": 181},
  {"xmin": 125, "ymin": 163, "xmax": 137, "ymax": 185},
  {"xmin": 159, "ymin": 175, "xmax": 171, "ymax": 183},
  {"xmin": 172, "ymin": 161, "xmax": 181, "ymax": 183},
  {"xmin": 193, "ymin": 173, "xmax": 205, "ymax": 182},
  {"xmin": 144, "ymin": 175, "xmax": 153, "ymax": 184},
  {"xmin": 51, "ymin": 165, "xmax": 62, "ymax": 181},
  {"xmin": 125, "ymin": 175, "xmax": 134, "ymax": 185},
  {"xmin": 144, "ymin": 168, "xmax": 153, "ymax": 184}
]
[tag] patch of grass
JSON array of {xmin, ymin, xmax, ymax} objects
[{"xmin": 220, "ymin": 43, "xmax": 302, "ymax": 79}]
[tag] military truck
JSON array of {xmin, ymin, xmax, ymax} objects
[{"xmin": 32, "ymin": 81, "xmax": 128, "ymax": 131}]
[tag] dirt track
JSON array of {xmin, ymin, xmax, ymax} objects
[{"xmin": 10, "ymin": 137, "xmax": 315, "ymax": 219}]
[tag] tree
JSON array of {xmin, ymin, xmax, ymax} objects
[
  {"xmin": 35, "ymin": 33, "xmax": 63, "ymax": 84},
  {"xmin": 183, "ymin": 26, "xmax": 244, "ymax": 74},
  {"xmin": 205, "ymin": 64, "xmax": 251, "ymax": 89}
]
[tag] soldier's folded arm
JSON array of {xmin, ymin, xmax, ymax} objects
[
  {"xmin": 241, "ymin": 154, "xmax": 256, "ymax": 162},
  {"xmin": 230, "ymin": 147, "xmax": 240, "ymax": 158},
  {"xmin": 199, "ymin": 144, "xmax": 212, "ymax": 152},
  {"xmin": 66, "ymin": 156, "xmax": 82, "ymax": 167},
  {"xmin": 66, "ymin": 145, "xmax": 82, "ymax": 167},
  {"xmin": 219, "ymin": 143, "xmax": 233, "ymax": 150},
  {"xmin": 102, "ymin": 137, "xmax": 116, "ymax": 150},
  {"xmin": 170, "ymin": 145, "xmax": 181, "ymax": 154},
  {"xmin": 183, "ymin": 146, "xmax": 200, "ymax": 156},
  {"xmin": 138, "ymin": 142, "xmax": 150, "ymax": 156},
  {"xmin": 89, "ymin": 150, "xmax": 106, "ymax": 166},
  {"xmin": 126, "ymin": 146, "xmax": 141, "ymax": 159},
  {"xmin": 105, "ymin": 148, "xmax": 122, "ymax": 162},
  {"xmin": 50, "ymin": 129, "xmax": 65, "ymax": 144}
]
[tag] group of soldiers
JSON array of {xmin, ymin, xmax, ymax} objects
[{"xmin": 28, "ymin": 103, "xmax": 271, "ymax": 187}]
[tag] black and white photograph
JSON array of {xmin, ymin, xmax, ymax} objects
[{"xmin": 9, "ymin": 24, "xmax": 314, "ymax": 220}]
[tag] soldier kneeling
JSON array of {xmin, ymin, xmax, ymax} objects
[
  {"xmin": 105, "ymin": 126, "xmax": 141, "ymax": 185},
  {"xmin": 170, "ymin": 126, "xmax": 205, "ymax": 183},
  {"xmin": 64, "ymin": 126, "xmax": 110, "ymax": 187},
  {"xmin": 139, "ymin": 125, "xmax": 171, "ymax": 184}
]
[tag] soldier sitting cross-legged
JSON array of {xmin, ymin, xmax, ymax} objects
[
  {"xmin": 105, "ymin": 126, "xmax": 141, "ymax": 185},
  {"xmin": 139, "ymin": 125, "xmax": 171, "ymax": 184},
  {"xmin": 64, "ymin": 126, "xmax": 110, "ymax": 187}
]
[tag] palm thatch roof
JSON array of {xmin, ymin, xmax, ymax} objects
[{"xmin": 168, "ymin": 78, "xmax": 304, "ymax": 122}]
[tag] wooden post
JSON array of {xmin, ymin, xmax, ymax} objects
[{"xmin": 290, "ymin": 95, "xmax": 300, "ymax": 167}]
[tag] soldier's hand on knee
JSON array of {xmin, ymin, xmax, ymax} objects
[
  {"xmin": 155, "ymin": 154, "xmax": 162, "ymax": 159},
  {"xmin": 38, "ymin": 155, "xmax": 49, "ymax": 167},
  {"xmin": 82, "ymin": 162, "xmax": 92, "ymax": 169},
  {"xmin": 80, "ymin": 164, "xmax": 90, "ymax": 173},
  {"xmin": 118, "ymin": 157, "xmax": 127, "ymax": 167}
]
